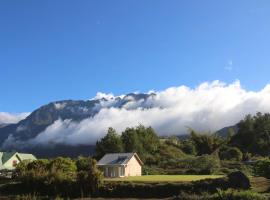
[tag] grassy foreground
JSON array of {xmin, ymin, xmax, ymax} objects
[{"xmin": 104, "ymin": 175, "xmax": 223, "ymax": 182}]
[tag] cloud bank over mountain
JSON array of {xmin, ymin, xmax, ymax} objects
[
  {"xmin": 0, "ymin": 112, "xmax": 30, "ymax": 124},
  {"xmin": 21, "ymin": 80, "xmax": 270, "ymax": 146}
]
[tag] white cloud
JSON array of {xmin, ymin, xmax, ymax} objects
[
  {"xmin": 0, "ymin": 112, "xmax": 30, "ymax": 124},
  {"xmin": 4, "ymin": 80, "xmax": 270, "ymax": 147}
]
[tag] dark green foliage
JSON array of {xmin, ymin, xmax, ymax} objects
[
  {"xmin": 16, "ymin": 159, "xmax": 49, "ymax": 188},
  {"xmin": 175, "ymin": 190, "xmax": 266, "ymax": 200},
  {"xmin": 95, "ymin": 125, "xmax": 161, "ymax": 163},
  {"xmin": 190, "ymin": 130, "xmax": 224, "ymax": 156},
  {"xmin": 227, "ymin": 171, "xmax": 251, "ymax": 189},
  {"xmin": 156, "ymin": 143, "xmax": 186, "ymax": 168},
  {"xmin": 95, "ymin": 127, "xmax": 124, "ymax": 159},
  {"xmin": 180, "ymin": 140, "xmax": 197, "ymax": 155},
  {"xmin": 215, "ymin": 189, "xmax": 267, "ymax": 200},
  {"xmin": 121, "ymin": 125, "xmax": 160, "ymax": 161},
  {"xmin": 99, "ymin": 177, "xmax": 230, "ymax": 198},
  {"xmin": 76, "ymin": 156, "xmax": 103, "ymax": 196},
  {"xmin": 15, "ymin": 156, "xmax": 103, "ymax": 197},
  {"xmin": 219, "ymin": 160, "xmax": 253, "ymax": 175},
  {"xmin": 167, "ymin": 154, "xmax": 221, "ymax": 175},
  {"xmin": 253, "ymin": 158, "xmax": 270, "ymax": 179},
  {"xmin": 17, "ymin": 158, "xmax": 76, "ymax": 195},
  {"xmin": 230, "ymin": 113, "xmax": 270, "ymax": 156},
  {"xmin": 219, "ymin": 146, "xmax": 243, "ymax": 161},
  {"xmin": 47, "ymin": 157, "xmax": 77, "ymax": 184},
  {"xmin": 121, "ymin": 127, "xmax": 144, "ymax": 154}
]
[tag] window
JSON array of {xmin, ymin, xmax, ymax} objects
[
  {"xmin": 12, "ymin": 160, "xmax": 17, "ymax": 167},
  {"xmin": 120, "ymin": 166, "xmax": 124, "ymax": 176}
]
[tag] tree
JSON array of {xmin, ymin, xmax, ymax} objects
[
  {"xmin": 76, "ymin": 156, "xmax": 103, "ymax": 196},
  {"xmin": 121, "ymin": 125, "xmax": 160, "ymax": 161},
  {"xmin": 136, "ymin": 125, "xmax": 159, "ymax": 153},
  {"xmin": 121, "ymin": 127, "xmax": 143, "ymax": 154},
  {"xmin": 190, "ymin": 130, "xmax": 223, "ymax": 155},
  {"xmin": 230, "ymin": 113, "xmax": 270, "ymax": 156},
  {"xmin": 95, "ymin": 127, "xmax": 123, "ymax": 159}
]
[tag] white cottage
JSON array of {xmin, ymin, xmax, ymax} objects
[
  {"xmin": 0, "ymin": 151, "xmax": 36, "ymax": 171},
  {"xmin": 97, "ymin": 153, "xmax": 143, "ymax": 178}
]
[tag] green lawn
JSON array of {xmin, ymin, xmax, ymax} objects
[{"xmin": 104, "ymin": 175, "xmax": 223, "ymax": 183}]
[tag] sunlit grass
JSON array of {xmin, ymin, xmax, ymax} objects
[{"xmin": 104, "ymin": 175, "xmax": 223, "ymax": 182}]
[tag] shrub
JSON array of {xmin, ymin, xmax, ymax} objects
[
  {"xmin": 253, "ymin": 158, "xmax": 270, "ymax": 178},
  {"xmin": 215, "ymin": 189, "xmax": 267, "ymax": 200},
  {"xmin": 180, "ymin": 140, "xmax": 197, "ymax": 155},
  {"xmin": 16, "ymin": 156, "xmax": 103, "ymax": 197},
  {"xmin": 219, "ymin": 146, "xmax": 243, "ymax": 161},
  {"xmin": 76, "ymin": 156, "xmax": 103, "ymax": 196},
  {"xmin": 182, "ymin": 155, "xmax": 220, "ymax": 174},
  {"xmin": 227, "ymin": 171, "xmax": 250, "ymax": 189}
]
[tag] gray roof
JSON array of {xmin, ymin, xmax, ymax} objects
[{"xmin": 97, "ymin": 153, "xmax": 143, "ymax": 166}]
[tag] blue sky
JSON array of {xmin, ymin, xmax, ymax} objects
[{"xmin": 0, "ymin": 0, "xmax": 270, "ymax": 112}]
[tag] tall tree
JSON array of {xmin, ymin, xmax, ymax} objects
[
  {"xmin": 95, "ymin": 127, "xmax": 123, "ymax": 159},
  {"xmin": 230, "ymin": 112, "xmax": 270, "ymax": 156},
  {"xmin": 121, "ymin": 125, "xmax": 160, "ymax": 160},
  {"xmin": 190, "ymin": 130, "xmax": 223, "ymax": 156}
]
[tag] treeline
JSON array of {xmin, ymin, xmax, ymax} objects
[
  {"xmin": 95, "ymin": 112, "xmax": 270, "ymax": 176},
  {"xmin": 230, "ymin": 112, "xmax": 270, "ymax": 156}
]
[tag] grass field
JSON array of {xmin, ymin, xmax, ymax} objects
[{"xmin": 104, "ymin": 175, "xmax": 223, "ymax": 183}]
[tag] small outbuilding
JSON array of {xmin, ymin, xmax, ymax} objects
[
  {"xmin": 0, "ymin": 151, "xmax": 37, "ymax": 171},
  {"xmin": 97, "ymin": 153, "xmax": 143, "ymax": 178}
]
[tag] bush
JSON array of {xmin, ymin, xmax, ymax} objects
[
  {"xmin": 180, "ymin": 140, "xmax": 197, "ymax": 155},
  {"xmin": 227, "ymin": 171, "xmax": 250, "ymax": 189},
  {"xmin": 76, "ymin": 156, "xmax": 103, "ymax": 196},
  {"xmin": 16, "ymin": 156, "xmax": 103, "ymax": 197},
  {"xmin": 173, "ymin": 189, "xmax": 267, "ymax": 200},
  {"xmin": 178, "ymin": 155, "xmax": 220, "ymax": 175},
  {"xmin": 219, "ymin": 146, "xmax": 243, "ymax": 161},
  {"xmin": 215, "ymin": 189, "xmax": 267, "ymax": 200},
  {"xmin": 253, "ymin": 158, "xmax": 270, "ymax": 178}
]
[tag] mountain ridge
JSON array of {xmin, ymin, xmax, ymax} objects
[
  {"xmin": 0, "ymin": 93, "xmax": 155, "ymax": 156},
  {"xmin": 0, "ymin": 92, "xmax": 237, "ymax": 157}
]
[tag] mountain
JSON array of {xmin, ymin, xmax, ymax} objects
[
  {"xmin": 0, "ymin": 92, "xmax": 239, "ymax": 158},
  {"xmin": 215, "ymin": 125, "xmax": 238, "ymax": 138},
  {"xmin": 0, "ymin": 93, "xmax": 154, "ymax": 157},
  {"xmin": 0, "ymin": 123, "xmax": 11, "ymax": 128}
]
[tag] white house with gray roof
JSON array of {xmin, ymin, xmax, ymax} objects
[
  {"xmin": 97, "ymin": 153, "xmax": 143, "ymax": 178},
  {"xmin": 0, "ymin": 151, "xmax": 36, "ymax": 171}
]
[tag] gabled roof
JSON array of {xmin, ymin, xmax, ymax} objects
[
  {"xmin": 0, "ymin": 151, "xmax": 36, "ymax": 165},
  {"xmin": 0, "ymin": 151, "xmax": 17, "ymax": 164},
  {"xmin": 97, "ymin": 153, "xmax": 143, "ymax": 166},
  {"xmin": 17, "ymin": 153, "xmax": 36, "ymax": 161}
]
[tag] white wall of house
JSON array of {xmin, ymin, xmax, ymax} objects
[{"xmin": 124, "ymin": 155, "xmax": 142, "ymax": 177}]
